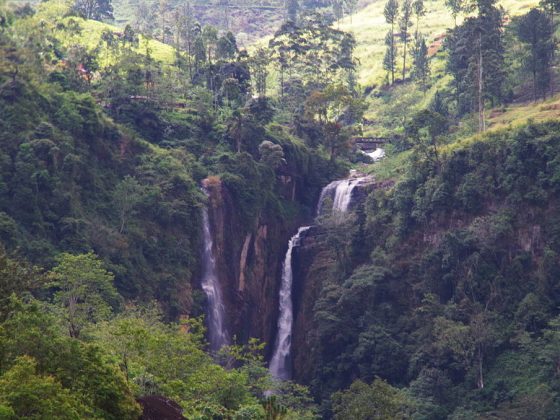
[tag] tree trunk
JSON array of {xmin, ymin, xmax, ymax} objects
[
  {"xmin": 391, "ymin": 22, "xmax": 395, "ymax": 84},
  {"xmin": 551, "ymin": 10, "xmax": 556, "ymax": 97},
  {"xmin": 478, "ymin": 31, "xmax": 485, "ymax": 133},
  {"xmin": 403, "ymin": 37, "xmax": 407, "ymax": 81}
]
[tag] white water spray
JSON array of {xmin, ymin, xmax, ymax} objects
[
  {"xmin": 317, "ymin": 175, "xmax": 372, "ymax": 215},
  {"xmin": 200, "ymin": 199, "xmax": 229, "ymax": 352},
  {"xmin": 269, "ymin": 226, "xmax": 311, "ymax": 379}
]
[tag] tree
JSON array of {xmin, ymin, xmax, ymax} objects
[
  {"xmin": 412, "ymin": 0, "xmax": 425, "ymax": 39},
  {"xmin": 73, "ymin": 0, "xmax": 113, "ymax": 21},
  {"xmin": 286, "ymin": 0, "xmax": 299, "ymax": 22},
  {"xmin": 0, "ymin": 356, "xmax": 89, "ymax": 419},
  {"xmin": 332, "ymin": 378, "xmax": 410, "ymax": 420},
  {"xmin": 47, "ymin": 252, "xmax": 120, "ymax": 338},
  {"xmin": 259, "ymin": 141, "xmax": 286, "ymax": 169},
  {"xmin": 216, "ymin": 32, "xmax": 238, "ymax": 61},
  {"xmin": 384, "ymin": 0, "xmax": 399, "ymax": 84},
  {"xmin": 383, "ymin": 31, "xmax": 398, "ymax": 85},
  {"xmin": 405, "ymin": 109, "xmax": 447, "ymax": 168},
  {"xmin": 303, "ymin": 84, "xmax": 362, "ymax": 160},
  {"xmin": 434, "ymin": 311, "xmax": 496, "ymax": 389},
  {"xmin": 411, "ymin": 34, "xmax": 430, "ymax": 90},
  {"xmin": 202, "ymin": 25, "xmax": 218, "ymax": 65},
  {"xmin": 324, "ymin": 122, "xmax": 352, "ymax": 162},
  {"xmin": 89, "ymin": 306, "xmax": 263, "ymax": 418},
  {"xmin": 540, "ymin": 0, "xmax": 560, "ymax": 24},
  {"xmin": 226, "ymin": 111, "xmax": 263, "ymax": 154},
  {"xmin": 446, "ymin": 1, "xmax": 505, "ymax": 127},
  {"xmin": 0, "ymin": 298, "xmax": 141, "ymax": 419},
  {"xmin": 249, "ymin": 47, "xmax": 270, "ymax": 97},
  {"xmin": 399, "ymin": 0, "xmax": 413, "ymax": 80},
  {"xmin": 132, "ymin": 0, "xmax": 157, "ymax": 37},
  {"xmin": 445, "ymin": 0, "xmax": 472, "ymax": 27},
  {"xmin": 517, "ymin": 8, "xmax": 555, "ymax": 101},
  {"xmin": 269, "ymin": 16, "xmax": 357, "ymax": 94},
  {"xmin": 113, "ymin": 176, "xmax": 146, "ymax": 234},
  {"xmin": 0, "ymin": 249, "xmax": 43, "ymax": 319}
]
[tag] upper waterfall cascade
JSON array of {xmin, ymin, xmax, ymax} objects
[
  {"xmin": 200, "ymin": 196, "xmax": 229, "ymax": 352},
  {"xmin": 317, "ymin": 175, "xmax": 375, "ymax": 215}
]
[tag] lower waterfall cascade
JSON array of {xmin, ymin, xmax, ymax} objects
[{"xmin": 269, "ymin": 226, "xmax": 312, "ymax": 380}]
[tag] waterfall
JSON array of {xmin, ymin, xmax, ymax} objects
[
  {"xmin": 269, "ymin": 226, "xmax": 311, "ymax": 380},
  {"xmin": 270, "ymin": 174, "xmax": 373, "ymax": 379},
  {"xmin": 332, "ymin": 178, "xmax": 362, "ymax": 213},
  {"xmin": 316, "ymin": 181, "xmax": 338, "ymax": 215},
  {"xmin": 317, "ymin": 176, "xmax": 370, "ymax": 215},
  {"xmin": 200, "ymin": 201, "xmax": 229, "ymax": 352}
]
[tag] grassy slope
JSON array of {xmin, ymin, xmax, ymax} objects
[
  {"xmin": 340, "ymin": 0, "xmax": 538, "ymax": 88},
  {"xmin": 29, "ymin": 0, "xmax": 175, "ymax": 65}
]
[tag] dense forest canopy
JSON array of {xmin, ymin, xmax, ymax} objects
[{"xmin": 3, "ymin": 0, "xmax": 560, "ymax": 418}]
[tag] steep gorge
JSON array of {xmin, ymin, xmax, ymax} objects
[
  {"xmin": 200, "ymin": 171, "xmax": 379, "ymax": 365},
  {"xmin": 201, "ymin": 175, "xmax": 311, "ymax": 356}
]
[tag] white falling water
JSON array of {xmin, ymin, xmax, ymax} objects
[
  {"xmin": 332, "ymin": 178, "xmax": 363, "ymax": 213},
  {"xmin": 269, "ymin": 226, "xmax": 311, "ymax": 380},
  {"xmin": 316, "ymin": 181, "xmax": 338, "ymax": 215},
  {"xmin": 360, "ymin": 147, "xmax": 386, "ymax": 162},
  {"xmin": 200, "ymin": 203, "xmax": 229, "ymax": 352},
  {"xmin": 317, "ymin": 176, "xmax": 370, "ymax": 215},
  {"xmin": 270, "ymin": 174, "xmax": 373, "ymax": 380}
]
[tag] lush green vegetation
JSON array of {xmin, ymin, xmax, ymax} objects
[
  {"xmin": 312, "ymin": 120, "xmax": 560, "ymax": 418},
  {"xmin": 0, "ymin": 0, "xmax": 347, "ymax": 416},
  {"xmin": 4, "ymin": 0, "xmax": 560, "ymax": 417}
]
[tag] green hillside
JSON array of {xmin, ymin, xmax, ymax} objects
[{"xmin": 3, "ymin": 0, "xmax": 560, "ymax": 418}]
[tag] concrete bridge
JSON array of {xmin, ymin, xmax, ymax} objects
[{"xmin": 353, "ymin": 137, "xmax": 389, "ymax": 151}]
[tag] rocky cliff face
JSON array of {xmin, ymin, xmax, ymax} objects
[
  {"xmin": 201, "ymin": 176, "xmax": 305, "ymax": 357},
  {"xmin": 199, "ymin": 173, "xmax": 386, "ymax": 366}
]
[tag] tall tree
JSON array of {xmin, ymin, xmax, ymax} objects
[
  {"xmin": 202, "ymin": 25, "xmax": 218, "ymax": 65},
  {"xmin": 445, "ymin": 0, "xmax": 472, "ymax": 27},
  {"xmin": 216, "ymin": 32, "xmax": 238, "ymax": 61},
  {"xmin": 540, "ymin": 0, "xmax": 560, "ymax": 95},
  {"xmin": 411, "ymin": 34, "xmax": 430, "ymax": 90},
  {"xmin": 400, "ymin": 0, "xmax": 413, "ymax": 80},
  {"xmin": 517, "ymin": 8, "xmax": 555, "ymax": 101},
  {"xmin": 384, "ymin": 0, "xmax": 399, "ymax": 84},
  {"xmin": 269, "ymin": 16, "xmax": 356, "ymax": 93},
  {"xmin": 286, "ymin": 0, "xmax": 299, "ymax": 22},
  {"xmin": 383, "ymin": 30, "xmax": 398, "ymax": 84},
  {"xmin": 113, "ymin": 176, "xmax": 146, "ymax": 234},
  {"xmin": 540, "ymin": 0, "xmax": 560, "ymax": 24},
  {"xmin": 447, "ymin": 0, "xmax": 504, "ymax": 129},
  {"xmin": 412, "ymin": 0, "xmax": 425, "ymax": 40},
  {"xmin": 47, "ymin": 252, "xmax": 120, "ymax": 338},
  {"xmin": 249, "ymin": 47, "xmax": 270, "ymax": 97}
]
